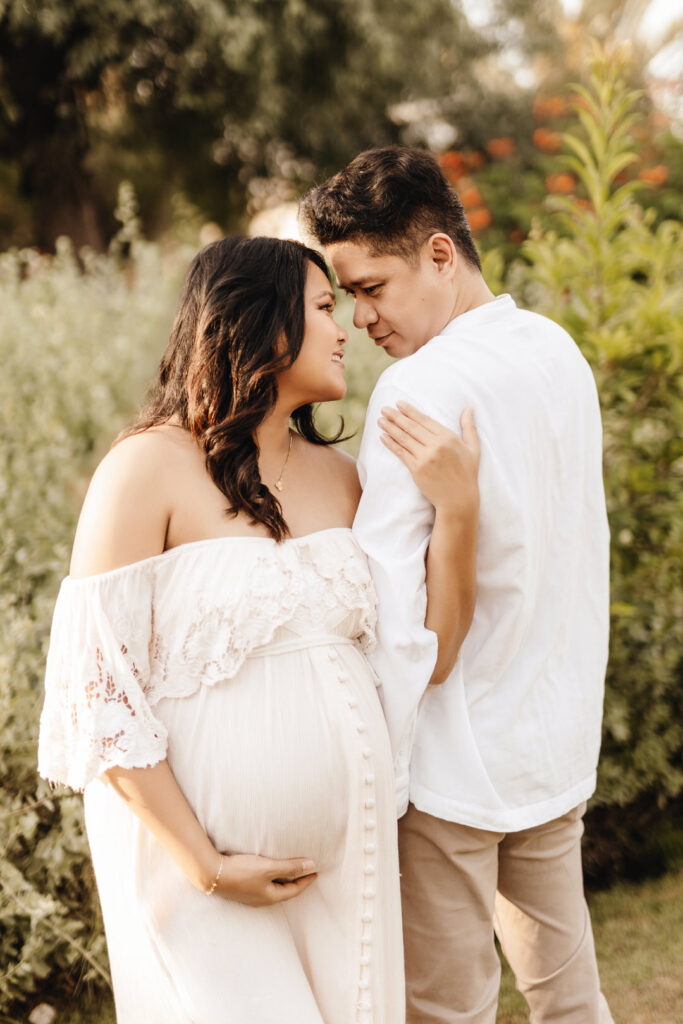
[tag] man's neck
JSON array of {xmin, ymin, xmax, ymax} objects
[{"xmin": 444, "ymin": 273, "xmax": 497, "ymax": 329}]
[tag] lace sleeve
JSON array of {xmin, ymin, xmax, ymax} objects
[{"xmin": 38, "ymin": 566, "xmax": 168, "ymax": 791}]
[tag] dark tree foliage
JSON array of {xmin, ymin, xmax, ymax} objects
[
  {"xmin": 0, "ymin": 0, "xmax": 562, "ymax": 249},
  {"xmin": 0, "ymin": 0, "xmax": 453, "ymax": 245}
]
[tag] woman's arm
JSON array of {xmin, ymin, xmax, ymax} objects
[
  {"xmin": 107, "ymin": 760, "xmax": 221, "ymax": 892},
  {"xmin": 106, "ymin": 761, "xmax": 317, "ymax": 905},
  {"xmin": 378, "ymin": 402, "xmax": 480, "ymax": 685}
]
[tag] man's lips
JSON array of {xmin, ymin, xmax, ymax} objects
[{"xmin": 372, "ymin": 331, "xmax": 393, "ymax": 347}]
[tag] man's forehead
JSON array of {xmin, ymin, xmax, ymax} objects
[{"xmin": 327, "ymin": 241, "xmax": 399, "ymax": 286}]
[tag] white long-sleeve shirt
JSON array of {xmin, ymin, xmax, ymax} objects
[{"xmin": 353, "ymin": 294, "xmax": 610, "ymax": 831}]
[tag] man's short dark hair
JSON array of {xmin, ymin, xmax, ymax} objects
[{"xmin": 300, "ymin": 145, "xmax": 482, "ymax": 271}]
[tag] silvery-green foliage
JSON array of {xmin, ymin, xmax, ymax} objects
[
  {"xmin": 0, "ymin": 194, "xmax": 192, "ymax": 1007},
  {"xmin": 516, "ymin": 52, "xmax": 683, "ymax": 880}
]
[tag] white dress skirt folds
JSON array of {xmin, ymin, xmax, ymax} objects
[{"xmin": 38, "ymin": 529, "xmax": 403, "ymax": 1024}]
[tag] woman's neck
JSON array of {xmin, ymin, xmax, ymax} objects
[
  {"xmin": 256, "ymin": 406, "xmax": 292, "ymax": 457},
  {"xmin": 255, "ymin": 406, "xmax": 296, "ymax": 492}
]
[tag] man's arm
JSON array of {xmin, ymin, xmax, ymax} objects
[{"xmin": 354, "ymin": 381, "xmax": 472, "ymax": 812}]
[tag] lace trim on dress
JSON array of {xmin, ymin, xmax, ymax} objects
[
  {"xmin": 145, "ymin": 539, "xmax": 377, "ymax": 704},
  {"xmin": 39, "ymin": 636, "xmax": 168, "ymax": 792},
  {"xmin": 296, "ymin": 538, "xmax": 377, "ymax": 654},
  {"xmin": 38, "ymin": 533, "xmax": 377, "ymax": 789}
]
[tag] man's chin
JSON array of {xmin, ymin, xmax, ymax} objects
[
  {"xmin": 384, "ymin": 336, "xmax": 416, "ymax": 360},
  {"xmin": 370, "ymin": 331, "xmax": 418, "ymax": 359}
]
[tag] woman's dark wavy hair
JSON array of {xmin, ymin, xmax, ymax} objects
[
  {"xmin": 300, "ymin": 145, "xmax": 482, "ymax": 270},
  {"xmin": 121, "ymin": 235, "xmax": 344, "ymax": 541}
]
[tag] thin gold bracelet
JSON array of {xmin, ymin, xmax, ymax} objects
[{"xmin": 205, "ymin": 855, "xmax": 224, "ymax": 896}]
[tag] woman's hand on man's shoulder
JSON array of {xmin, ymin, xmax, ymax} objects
[{"xmin": 69, "ymin": 429, "xmax": 177, "ymax": 579}]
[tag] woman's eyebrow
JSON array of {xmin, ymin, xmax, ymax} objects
[{"xmin": 313, "ymin": 289, "xmax": 336, "ymax": 301}]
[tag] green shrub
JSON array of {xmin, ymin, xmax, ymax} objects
[
  {"xmin": 0, "ymin": 188, "xmax": 190, "ymax": 1009},
  {"xmin": 514, "ymin": 51, "xmax": 683, "ymax": 883},
  {"xmin": 0, "ymin": 56, "xmax": 681, "ymax": 1009}
]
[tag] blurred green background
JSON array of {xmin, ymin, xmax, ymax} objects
[{"xmin": 1, "ymin": 1, "xmax": 681, "ymax": 1021}]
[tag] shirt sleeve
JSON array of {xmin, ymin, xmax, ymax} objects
[
  {"xmin": 352, "ymin": 381, "xmax": 439, "ymax": 816},
  {"xmin": 38, "ymin": 568, "xmax": 168, "ymax": 791}
]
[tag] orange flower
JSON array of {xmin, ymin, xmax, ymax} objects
[
  {"xmin": 533, "ymin": 94, "xmax": 568, "ymax": 121},
  {"xmin": 467, "ymin": 208, "xmax": 492, "ymax": 232},
  {"xmin": 545, "ymin": 172, "xmax": 576, "ymax": 194},
  {"xmin": 438, "ymin": 150, "xmax": 467, "ymax": 183},
  {"xmin": 651, "ymin": 111, "xmax": 670, "ymax": 131},
  {"xmin": 463, "ymin": 149, "xmax": 486, "ymax": 170},
  {"xmin": 459, "ymin": 184, "xmax": 484, "ymax": 208},
  {"xmin": 573, "ymin": 94, "xmax": 593, "ymax": 113},
  {"xmin": 439, "ymin": 150, "xmax": 465, "ymax": 170},
  {"xmin": 638, "ymin": 165, "xmax": 669, "ymax": 187},
  {"xmin": 533, "ymin": 128, "xmax": 562, "ymax": 153},
  {"xmin": 486, "ymin": 137, "xmax": 516, "ymax": 159}
]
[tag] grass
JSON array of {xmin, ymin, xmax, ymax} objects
[
  {"xmin": 21, "ymin": 864, "xmax": 683, "ymax": 1023},
  {"xmin": 498, "ymin": 866, "xmax": 683, "ymax": 1023}
]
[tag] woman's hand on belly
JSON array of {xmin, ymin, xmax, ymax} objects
[
  {"xmin": 105, "ymin": 761, "xmax": 318, "ymax": 905},
  {"xmin": 215, "ymin": 852, "xmax": 318, "ymax": 907}
]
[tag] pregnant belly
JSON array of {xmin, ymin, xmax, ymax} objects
[{"xmin": 155, "ymin": 651, "xmax": 357, "ymax": 871}]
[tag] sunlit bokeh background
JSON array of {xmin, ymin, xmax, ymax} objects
[{"xmin": 1, "ymin": 2, "xmax": 681, "ymax": 1021}]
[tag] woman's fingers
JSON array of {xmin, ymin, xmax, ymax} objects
[
  {"xmin": 388, "ymin": 401, "xmax": 477, "ymax": 450},
  {"xmin": 380, "ymin": 430, "xmax": 417, "ymax": 469},
  {"xmin": 268, "ymin": 857, "xmax": 318, "ymax": 903},
  {"xmin": 270, "ymin": 857, "xmax": 317, "ymax": 882},
  {"xmin": 217, "ymin": 853, "xmax": 318, "ymax": 906},
  {"xmin": 380, "ymin": 402, "xmax": 480, "ymax": 515},
  {"xmin": 395, "ymin": 400, "xmax": 439, "ymax": 433},
  {"xmin": 460, "ymin": 407, "xmax": 480, "ymax": 458},
  {"xmin": 269, "ymin": 871, "xmax": 319, "ymax": 903},
  {"xmin": 378, "ymin": 415, "xmax": 422, "ymax": 458},
  {"xmin": 380, "ymin": 404, "xmax": 433, "ymax": 447}
]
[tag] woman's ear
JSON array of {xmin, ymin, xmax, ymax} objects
[{"xmin": 273, "ymin": 329, "xmax": 289, "ymax": 358}]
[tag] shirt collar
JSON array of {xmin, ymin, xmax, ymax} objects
[{"xmin": 439, "ymin": 293, "xmax": 516, "ymax": 338}]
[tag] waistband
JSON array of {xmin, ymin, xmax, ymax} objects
[{"xmin": 247, "ymin": 634, "xmax": 356, "ymax": 658}]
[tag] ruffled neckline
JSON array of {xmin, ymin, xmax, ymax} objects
[{"xmin": 64, "ymin": 526, "xmax": 355, "ymax": 584}]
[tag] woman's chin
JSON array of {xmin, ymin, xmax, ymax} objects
[{"xmin": 309, "ymin": 381, "xmax": 347, "ymax": 404}]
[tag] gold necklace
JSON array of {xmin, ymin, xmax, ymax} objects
[{"xmin": 274, "ymin": 432, "xmax": 293, "ymax": 492}]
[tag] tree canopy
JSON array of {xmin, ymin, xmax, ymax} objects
[{"xmin": 0, "ymin": 0, "xmax": 567, "ymax": 248}]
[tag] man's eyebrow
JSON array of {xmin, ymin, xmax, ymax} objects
[{"xmin": 338, "ymin": 276, "xmax": 380, "ymax": 289}]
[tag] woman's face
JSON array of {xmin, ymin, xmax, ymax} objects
[{"xmin": 276, "ymin": 261, "xmax": 348, "ymax": 407}]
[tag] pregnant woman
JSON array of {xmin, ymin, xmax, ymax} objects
[{"xmin": 38, "ymin": 236, "xmax": 479, "ymax": 1023}]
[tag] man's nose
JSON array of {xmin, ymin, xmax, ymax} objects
[{"xmin": 353, "ymin": 298, "xmax": 378, "ymax": 330}]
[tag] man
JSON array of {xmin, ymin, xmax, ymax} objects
[{"xmin": 300, "ymin": 146, "xmax": 613, "ymax": 1023}]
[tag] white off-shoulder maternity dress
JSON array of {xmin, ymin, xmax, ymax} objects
[{"xmin": 38, "ymin": 528, "xmax": 404, "ymax": 1024}]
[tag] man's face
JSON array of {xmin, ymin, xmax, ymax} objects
[{"xmin": 328, "ymin": 238, "xmax": 455, "ymax": 359}]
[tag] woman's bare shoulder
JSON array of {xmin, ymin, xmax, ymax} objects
[
  {"xmin": 69, "ymin": 428, "xmax": 186, "ymax": 578},
  {"xmin": 301, "ymin": 440, "xmax": 361, "ymax": 507},
  {"xmin": 326, "ymin": 444, "xmax": 360, "ymax": 484}
]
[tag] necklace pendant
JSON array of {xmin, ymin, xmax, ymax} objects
[{"xmin": 274, "ymin": 480, "xmax": 284, "ymax": 491}]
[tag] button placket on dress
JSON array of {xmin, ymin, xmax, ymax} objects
[{"xmin": 327, "ymin": 644, "xmax": 376, "ymax": 1021}]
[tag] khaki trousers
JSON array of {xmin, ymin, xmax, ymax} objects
[{"xmin": 398, "ymin": 802, "xmax": 614, "ymax": 1024}]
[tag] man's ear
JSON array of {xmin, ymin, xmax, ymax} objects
[{"xmin": 427, "ymin": 233, "xmax": 458, "ymax": 277}]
